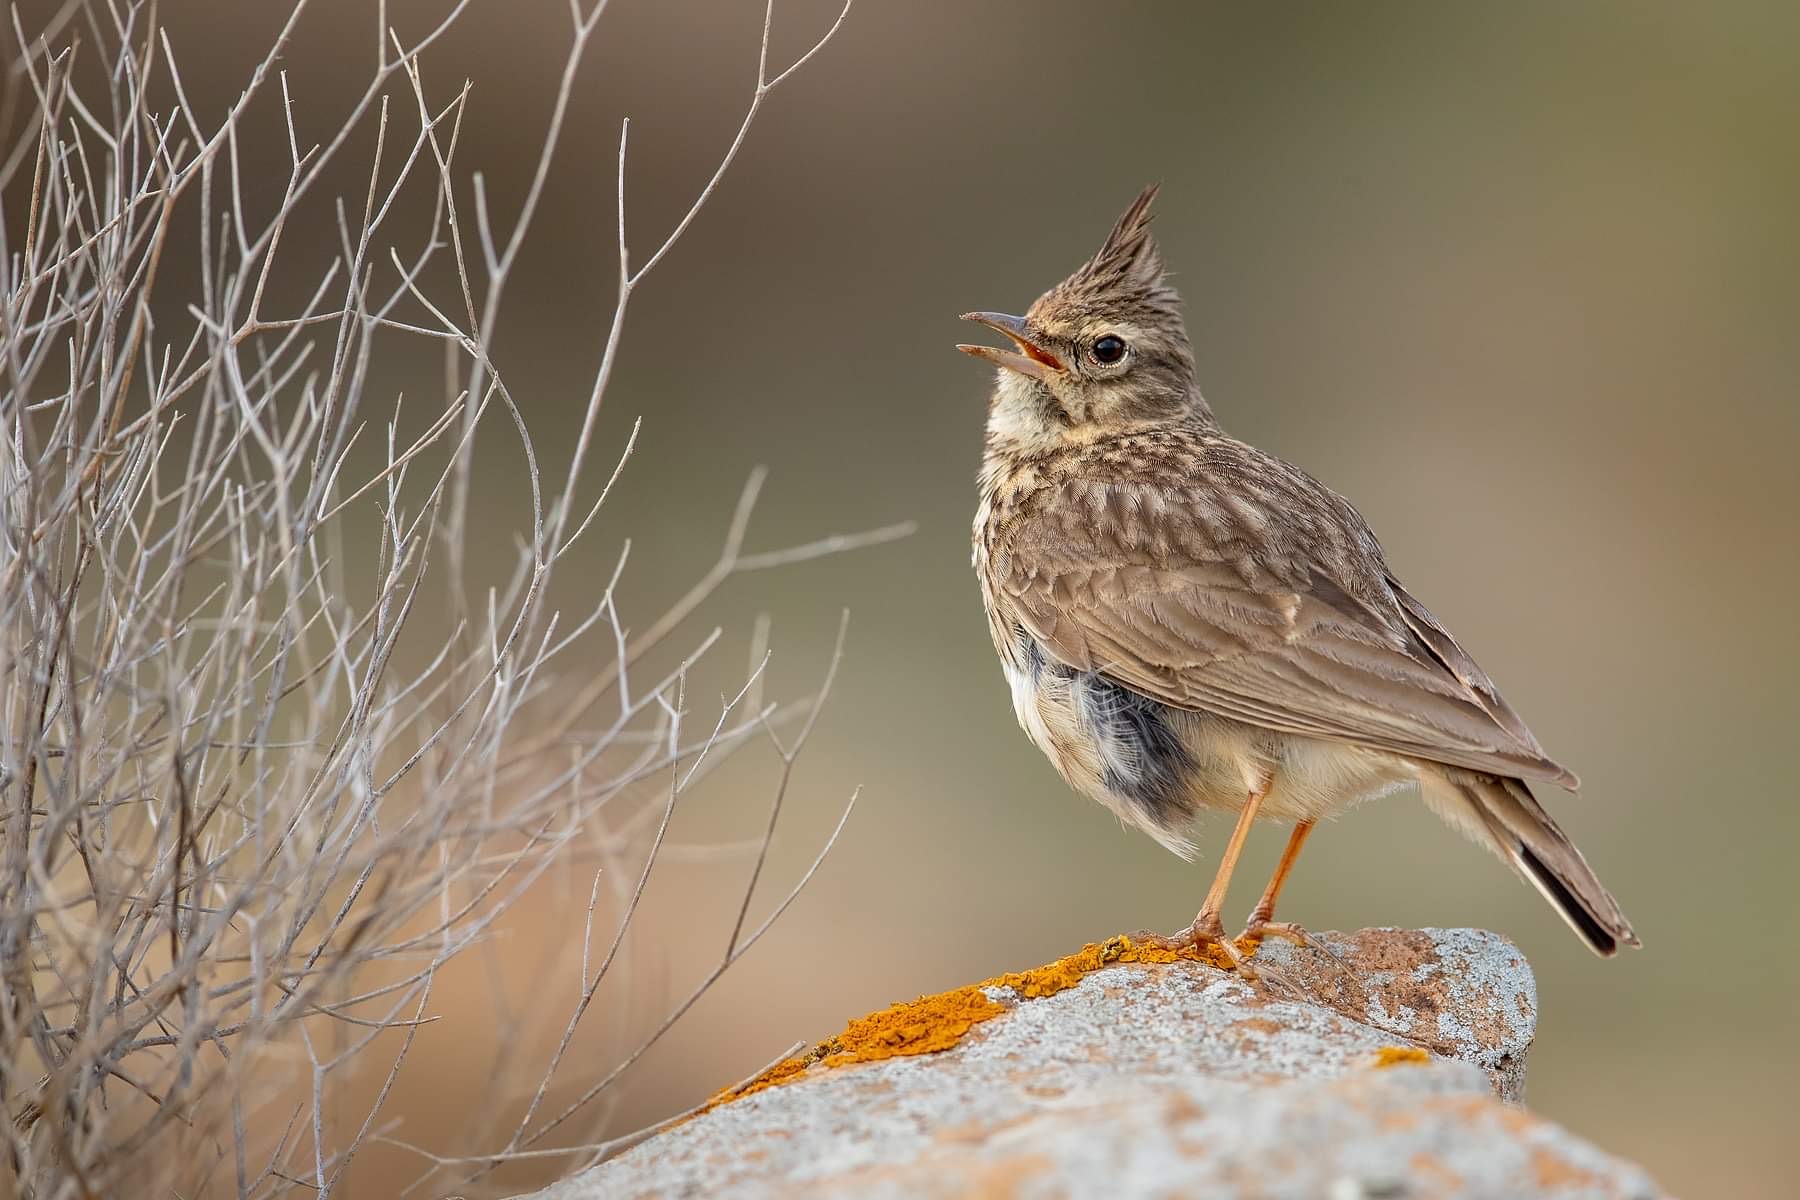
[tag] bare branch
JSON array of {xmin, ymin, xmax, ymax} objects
[{"xmin": 0, "ymin": 2, "xmax": 884, "ymax": 1196}]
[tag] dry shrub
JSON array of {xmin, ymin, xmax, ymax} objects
[{"xmin": 0, "ymin": 1, "xmax": 889, "ymax": 1195}]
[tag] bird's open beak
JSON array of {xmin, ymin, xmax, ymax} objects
[{"xmin": 956, "ymin": 312, "xmax": 1065, "ymax": 381}]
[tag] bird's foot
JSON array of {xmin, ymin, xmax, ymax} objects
[
  {"xmin": 1237, "ymin": 918, "xmax": 1328, "ymax": 955},
  {"xmin": 1128, "ymin": 915, "xmax": 1262, "ymax": 980},
  {"xmin": 1237, "ymin": 915, "xmax": 1357, "ymax": 999}
]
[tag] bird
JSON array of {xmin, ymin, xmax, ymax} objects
[{"xmin": 958, "ymin": 185, "xmax": 1637, "ymax": 968}]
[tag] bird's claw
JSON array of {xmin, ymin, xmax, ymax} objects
[
  {"xmin": 1129, "ymin": 917, "xmax": 1265, "ymax": 982},
  {"xmin": 1239, "ymin": 918, "xmax": 1328, "ymax": 955}
]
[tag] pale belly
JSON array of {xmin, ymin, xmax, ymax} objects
[{"xmin": 1002, "ymin": 652, "xmax": 1418, "ymax": 860}]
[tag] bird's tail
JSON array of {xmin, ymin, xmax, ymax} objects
[{"xmin": 1422, "ymin": 771, "xmax": 1639, "ymax": 957}]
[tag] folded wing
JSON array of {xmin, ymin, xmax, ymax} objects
[{"xmin": 997, "ymin": 463, "xmax": 1577, "ymax": 788}]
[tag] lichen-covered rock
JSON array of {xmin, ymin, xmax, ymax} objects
[
  {"xmin": 1253, "ymin": 926, "xmax": 1541, "ymax": 1099},
  {"xmin": 527, "ymin": 928, "xmax": 1663, "ymax": 1200}
]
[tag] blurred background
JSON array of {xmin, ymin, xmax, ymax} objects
[{"xmin": 38, "ymin": 0, "xmax": 1800, "ymax": 1194}]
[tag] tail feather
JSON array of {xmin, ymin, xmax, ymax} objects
[{"xmin": 1422, "ymin": 771, "xmax": 1639, "ymax": 957}]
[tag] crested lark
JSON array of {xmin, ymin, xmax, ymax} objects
[{"xmin": 960, "ymin": 186, "xmax": 1637, "ymax": 965}]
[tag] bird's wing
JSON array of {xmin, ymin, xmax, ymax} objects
[{"xmin": 996, "ymin": 466, "xmax": 1578, "ymax": 788}]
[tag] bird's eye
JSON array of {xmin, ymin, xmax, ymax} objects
[{"xmin": 1091, "ymin": 334, "xmax": 1127, "ymax": 365}]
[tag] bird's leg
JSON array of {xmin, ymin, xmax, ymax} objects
[
  {"xmin": 1190, "ymin": 785, "xmax": 1264, "ymax": 939},
  {"xmin": 1238, "ymin": 819, "xmax": 1327, "ymax": 952},
  {"xmin": 1132, "ymin": 783, "xmax": 1268, "ymax": 976}
]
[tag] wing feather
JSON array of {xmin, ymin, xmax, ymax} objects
[{"xmin": 1000, "ymin": 465, "xmax": 1576, "ymax": 787}]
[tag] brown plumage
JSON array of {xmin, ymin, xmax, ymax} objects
[{"xmin": 960, "ymin": 185, "xmax": 1637, "ymax": 961}]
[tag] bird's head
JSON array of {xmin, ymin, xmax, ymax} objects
[{"xmin": 958, "ymin": 185, "xmax": 1207, "ymax": 449}]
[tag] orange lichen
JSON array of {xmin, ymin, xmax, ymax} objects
[
  {"xmin": 705, "ymin": 934, "xmax": 1244, "ymax": 1114},
  {"xmin": 1408, "ymin": 1151, "xmax": 1465, "ymax": 1191},
  {"xmin": 1372, "ymin": 1045, "xmax": 1431, "ymax": 1068},
  {"xmin": 1531, "ymin": 1146, "xmax": 1604, "ymax": 1189},
  {"xmin": 822, "ymin": 986, "xmax": 1005, "ymax": 1067}
]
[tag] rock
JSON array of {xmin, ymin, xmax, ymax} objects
[{"xmin": 527, "ymin": 928, "xmax": 1663, "ymax": 1200}]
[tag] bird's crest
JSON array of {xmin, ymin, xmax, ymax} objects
[
  {"xmin": 1073, "ymin": 183, "xmax": 1165, "ymax": 289},
  {"xmin": 1037, "ymin": 184, "xmax": 1180, "ymax": 325}
]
